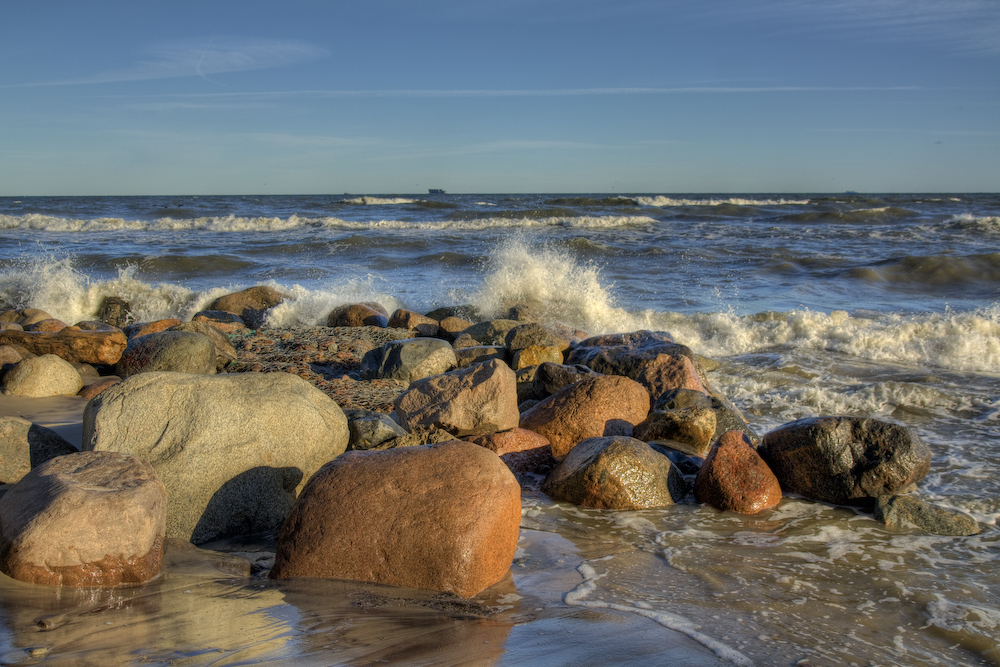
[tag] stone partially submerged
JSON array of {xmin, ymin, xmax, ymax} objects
[
  {"xmin": 543, "ymin": 436, "xmax": 687, "ymax": 509},
  {"xmin": 82, "ymin": 371, "xmax": 349, "ymax": 543},
  {"xmin": 271, "ymin": 440, "xmax": 521, "ymax": 598},
  {"xmin": 759, "ymin": 416, "xmax": 932, "ymax": 506}
]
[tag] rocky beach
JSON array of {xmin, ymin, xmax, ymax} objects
[{"xmin": 1, "ymin": 192, "xmax": 998, "ymax": 665}]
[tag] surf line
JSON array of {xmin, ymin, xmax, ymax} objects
[{"xmin": 564, "ymin": 562, "xmax": 754, "ymax": 667}]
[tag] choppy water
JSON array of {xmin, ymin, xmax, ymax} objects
[{"xmin": 1, "ymin": 193, "xmax": 999, "ymax": 665}]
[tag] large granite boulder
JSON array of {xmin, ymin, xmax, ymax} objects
[
  {"xmin": 115, "ymin": 331, "xmax": 217, "ymax": 378},
  {"xmin": 504, "ymin": 323, "xmax": 570, "ymax": 354},
  {"xmin": 209, "ymin": 285, "xmax": 288, "ymax": 328},
  {"xmin": 0, "ymin": 308, "xmax": 53, "ymax": 327},
  {"xmin": 759, "ymin": 416, "xmax": 932, "ymax": 506},
  {"xmin": 0, "ymin": 451, "xmax": 166, "ymax": 586},
  {"xmin": 82, "ymin": 372, "xmax": 349, "ymax": 543},
  {"xmin": 565, "ymin": 330, "xmax": 707, "ymax": 399},
  {"xmin": 543, "ymin": 436, "xmax": 687, "ymax": 509},
  {"xmin": 387, "ymin": 309, "xmax": 440, "ymax": 337},
  {"xmin": 1, "ymin": 354, "xmax": 83, "ymax": 397},
  {"xmin": 655, "ymin": 388, "xmax": 759, "ymax": 446},
  {"xmin": 0, "ymin": 416, "xmax": 78, "ymax": 484},
  {"xmin": 361, "ymin": 337, "xmax": 457, "ymax": 385},
  {"xmin": 519, "ymin": 375, "xmax": 650, "ymax": 460},
  {"xmin": 460, "ymin": 319, "xmax": 520, "ymax": 346},
  {"xmin": 270, "ymin": 440, "xmax": 521, "ymax": 599},
  {"xmin": 694, "ymin": 431, "xmax": 782, "ymax": 515},
  {"xmin": 394, "ymin": 359, "xmax": 519, "ymax": 437}
]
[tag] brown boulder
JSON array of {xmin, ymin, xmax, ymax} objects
[
  {"xmin": 209, "ymin": 285, "xmax": 288, "ymax": 328},
  {"xmin": 0, "ymin": 451, "xmax": 166, "ymax": 586},
  {"xmin": 125, "ymin": 319, "xmax": 182, "ymax": 339},
  {"xmin": 78, "ymin": 377, "xmax": 121, "ymax": 400},
  {"xmin": 327, "ymin": 303, "xmax": 389, "ymax": 328},
  {"xmin": 394, "ymin": 359, "xmax": 520, "ymax": 437},
  {"xmin": 0, "ymin": 329, "xmax": 127, "ymax": 365},
  {"xmin": 0, "ymin": 416, "xmax": 78, "ymax": 484},
  {"xmin": 633, "ymin": 406, "xmax": 717, "ymax": 458},
  {"xmin": 271, "ymin": 441, "xmax": 521, "ymax": 598},
  {"xmin": 0, "ymin": 308, "xmax": 53, "ymax": 327},
  {"xmin": 438, "ymin": 315, "xmax": 474, "ymax": 340},
  {"xmin": 388, "ymin": 309, "xmax": 440, "ymax": 337},
  {"xmin": 192, "ymin": 310, "xmax": 248, "ymax": 334},
  {"xmin": 543, "ymin": 436, "xmax": 687, "ymax": 509},
  {"xmin": 1, "ymin": 354, "xmax": 83, "ymax": 397},
  {"xmin": 694, "ymin": 431, "xmax": 782, "ymax": 514},
  {"xmin": 24, "ymin": 318, "xmax": 69, "ymax": 333},
  {"xmin": 511, "ymin": 344, "xmax": 563, "ymax": 370},
  {"xmin": 471, "ymin": 427, "xmax": 554, "ymax": 475},
  {"xmin": 519, "ymin": 375, "xmax": 650, "ymax": 460}
]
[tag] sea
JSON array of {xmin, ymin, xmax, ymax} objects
[{"xmin": 0, "ymin": 192, "xmax": 998, "ymax": 666}]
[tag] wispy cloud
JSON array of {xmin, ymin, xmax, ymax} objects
[
  {"xmin": 734, "ymin": 0, "xmax": 1000, "ymax": 55},
  {"xmin": 22, "ymin": 36, "xmax": 328, "ymax": 86}
]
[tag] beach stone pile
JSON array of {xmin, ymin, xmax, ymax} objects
[{"xmin": 0, "ymin": 289, "xmax": 975, "ymax": 591}]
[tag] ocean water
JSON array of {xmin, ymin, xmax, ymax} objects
[{"xmin": 1, "ymin": 193, "xmax": 999, "ymax": 665}]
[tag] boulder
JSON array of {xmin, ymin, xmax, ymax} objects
[
  {"xmin": 0, "ymin": 416, "xmax": 78, "ymax": 484},
  {"xmin": 511, "ymin": 344, "xmax": 563, "ymax": 370},
  {"xmin": 654, "ymin": 388, "xmax": 759, "ymax": 446},
  {"xmin": 471, "ymin": 427, "xmax": 554, "ymax": 476},
  {"xmin": 346, "ymin": 410, "xmax": 408, "ymax": 451},
  {"xmin": 531, "ymin": 362, "xmax": 602, "ymax": 399},
  {"xmin": 115, "ymin": 331, "xmax": 217, "ymax": 378},
  {"xmin": 0, "ymin": 451, "xmax": 166, "ymax": 586},
  {"xmin": 0, "ymin": 345, "xmax": 24, "ymax": 366},
  {"xmin": 543, "ymin": 436, "xmax": 687, "ymax": 509},
  {"xmin": 374, "ymin": 427, "xmax": 459, "ymax": 451},
  {"xmin": 504, "ymin": 322, "xmax": 570, "ymax": 353},
  {"xmin": 270, "ymin": 440, "xmax": 521, "ymax": 598},
  {"xmin": 394, "ymin": 359, "xmax": 519, "ymax": 437},
  {"xmin": 0, "ymin": 329, "xmax": 127, "ymax": 365},
  {"xmin": 387, "ymin": 309, "xmax": 440, "ymax": 337},
  {"xmin": 82, "ymin": 371, "xmax": 349, "ymax": 543},
  {"xmin": 73, "ymin": 320, "xmax": 120, "ymax": 332},
  {"xmin": 327, "ymin": 303, "xmax": 389, "ymax": 328},
  {"xmin": 192, "ymin": 310, "xmax": 248, "ymax": 334},
  {"xmin": 874, "ymin": 495, "xmax": 980, "ymax": 536},
  {"xmin": 361, "ymin": 338, "xmax": 457, "ymax": 385},
  {"xmin": 97, "ymin": 296, "xmax": 132, "ymax": 328},
  {"xmin": 438, "ymin": 315, "xmax": 474, "ymax": 340},
  {"xmin": 124, "ymin": 319, "xmax": 182, "ymax": 339},
  {"xmin": 0, "ymin": 308, "xmax": 53, "ymax": 327},
  {"xmin": 519, "ymin": 375, "xmax": 650, "ymax": 460},
  {"xmin": 566, "ymin": 330, "xmax": 708, "ymax": 399},
  {"xmin": 1, "ymin": 354, "xmax": 83, "ymax": 397},
  {"xmin": 694, "ymin": 431, "xmax": 782, "ymax": 515},
  {"xmin": 759, "ymin": 416, "xmax": 932, "ymax": 506},
  {"xmin": 460, "ymin": 319, "xmax": 520, "ymax": 346},
  {"xmin": 168, "ymin": 321, "xmax": 238, "ymax": 370},
  {"xmin": 25, "ymin": 318, "xmax": 69, "ymax": 333},
  {"xmin": 633, "ymin": 406, "xmax": 717, "ymax": 458},
  {"xmin": 209, "ymin": 285, "xmax": 288, "ymax": 328},
  {"xmin": 78, "ymin": 377, "xmax": 121, "ymax": 400},
  {"xmin": 454, "ymin": 345, "xmax": 507, "ymax": 368}
]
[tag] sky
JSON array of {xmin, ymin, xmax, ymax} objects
[{"xmin": 1, "ymin": 0, "xmax": 998, "ymax": 195}]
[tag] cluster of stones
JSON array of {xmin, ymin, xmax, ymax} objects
[{"xmin": 0, "ymin": 286, "xmax": 980, "ymax": 596}]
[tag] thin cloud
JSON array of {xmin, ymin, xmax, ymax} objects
[
  {"xmin": 22, "ymin": 36, "xmax": 328, "ymax": 86},
  {"xmin": 734, "ymin": 0, "xmax": 1000, "ymax": 55}
]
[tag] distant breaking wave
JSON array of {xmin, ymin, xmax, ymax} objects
[
  {"xmin": 0, "ymin": 213, "xmax": 658, "ymax": 233},
  {"xmin": 636, "ymin": 196, "xmax": 811, "ymax": 207}
]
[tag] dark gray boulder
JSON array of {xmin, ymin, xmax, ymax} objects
[
  {"xmin": 759, "ymin": 416, "xmax": 932, "ymax": 506},
  {"xmin": 874, "ymin": 495, "xmax": 980, "ymax": 536},
  {"xmin": 360, "ymin": 337, "xmax": 457, "ymax": 385}
]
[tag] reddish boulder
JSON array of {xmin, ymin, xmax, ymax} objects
[
  {"xmin": 0, "ymin": 451, "xmax": 166, "ymax": 587},
  {"xmin": 519, "ymin": 375, "xmax": 650, "ymax": 460},
  {"xmin": 565, "ymin": 330, "xmax": 709, "ymax": 399},
  {"xmin": 271, "ymin": 440, "xmax": 521, "ymax": 598},
  {"xmin": 209, "ymin": 285, "xmax": 288, "ymax": 328},
  {"xmin": 694, "ymin": 431, "xmax": 782, "ymax": 514},
  {"xmin": 438, "ymin": 315, "xmax": 474, "ymax": 341},
  {"xmin": 78, "ymin": 377, "xmax": 121, "ymax": 400},
  {"xmin": 125, "ymin": 319, "xmax": 182, "ymax": 339},
  {"xmin": 471, "ymin": 427, "xmax": 554, "ymax": 475}
]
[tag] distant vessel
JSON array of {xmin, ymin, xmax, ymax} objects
[{"xmin": 428, "ymin": 189, "xmax": 446, "ymax": 195}]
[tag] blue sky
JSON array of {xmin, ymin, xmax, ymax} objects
[{"xmin": 2, "ymin": 0, "xmax": 998, "ymax": 194}]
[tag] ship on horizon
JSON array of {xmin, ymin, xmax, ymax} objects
[{"xmin": 428, "ymin": 188, "xmax": 446, "ymax": 195}]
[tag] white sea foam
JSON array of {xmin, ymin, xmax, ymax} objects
[
  {"xmin": 340, "ymin": 196, "xmax": 418, "ymax": 205},
  {"xmin": 636, "ymin": 196, "xmax": 810, "ymax": 207}
]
